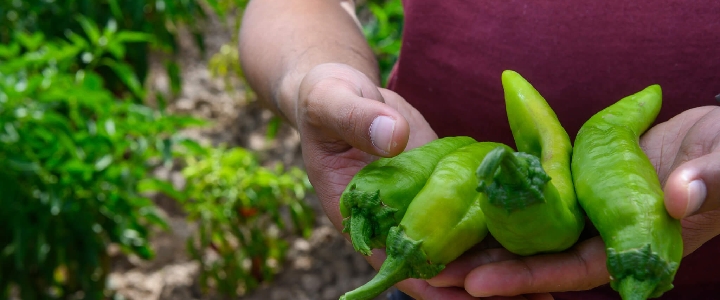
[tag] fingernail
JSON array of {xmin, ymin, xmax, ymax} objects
[
  {"xmin": 686, "ymin": 179, "xmax": 707, "ymax": 216},
  {"xmin": 370, "ymin": 116, "xmax": 396, "ymax": 154}
]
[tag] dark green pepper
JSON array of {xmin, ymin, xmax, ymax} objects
[
  {"xmin": 340, "ymin": 142, "xmax": 507, "ymax": 300},
  {"xmin": 476, "ymin": 70, "xmax": 585, "ymax": 255},
  {"xmin": 572, "ymin": 85, "xmax": 682, "ymax": 300},
  {"xmin": 340, "ymin": 136, "xmax": 476, "ymax": 255}
]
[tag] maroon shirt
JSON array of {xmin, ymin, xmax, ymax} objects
[{"xmin": 387, "ymin": 0, "xmax": 720, "ymax": 299}]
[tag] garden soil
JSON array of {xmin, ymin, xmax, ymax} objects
[{"xmin": 107, "ymin": 8, "xmax": 394, "ymax": 300}]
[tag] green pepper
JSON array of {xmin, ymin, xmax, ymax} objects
[
  {"xmin": 475, "ymin": 70, "xmax": 585, "ymax": 255},
  {"xmin": 340, "ymin": 142, "xmax": 506, "ymax": 300},
  {"xmin": 572, "ymin": 85, "xmax": 682, "ymax": 300},
  {"xmin": 340, "ymin": 136, "xmax": 476, "ymax": 255}
]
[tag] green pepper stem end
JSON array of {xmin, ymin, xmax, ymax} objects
[
  {"xmin": 339, "ymin": 254, "xmax": 408, "ymax": 300},
  {"xmin": 617, "ymin": 276, "xmax": 658, "ymax": 300},
  {"xmin": 476, "ymin": 146, "xmax": 550, "ymax": 212},
  {"xmin": 341, "ymin": 188, "xmax": 398, "ymax": 255},
  {"xmin": 348, "ymin": 211, "xmax": 374, "ymax": 256}
]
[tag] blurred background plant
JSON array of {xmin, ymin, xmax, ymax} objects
[
  {"xmin": 1, "ymin": 0, "xmax": 403, "ymax": 298},
  {"xmin": 0, "ymin": 28, "xmax": 204, "ymax": 299},
  {"xmin": 361, "ymin": 0, "xmax": 404, "ymax": 85},
  {"xmin": 0, "ymin": 0, "xmax": 249, "ymax": 102},
  {"xmin": 179, "ymin": 145, "xmax": 314, "ymax": 297}
]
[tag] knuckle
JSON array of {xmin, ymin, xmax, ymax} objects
[
  {"xmin": 300, "ymin": 77, "xmax": 369, "ymax": 141},
  {"xmin": 300, "ymin": 78, "xmax": 343, "ymax": 126}
]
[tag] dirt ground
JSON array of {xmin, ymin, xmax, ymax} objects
[{"xmin": 106, "ymin": 7, "xmax": 395, "ymax": 300}]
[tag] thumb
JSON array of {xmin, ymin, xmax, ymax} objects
[
  {"xmin": 664, "ymin": 150, "xmax": 720, "ymax": 219},
  {"xmin": 297, "ymin": 64, "xmax": 410, "ymax": 157}
]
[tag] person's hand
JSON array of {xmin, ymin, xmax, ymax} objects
[
  {"xmin": 425, "ymin": 105, "xmax": 720, "ymax": 297},
  {"xmin": 295, "ymin": 62, "xmax": 435, "ymax": 229},
  {"xmin": 295, "ymin": 63, "xmax": 460, "ymax": 299}
]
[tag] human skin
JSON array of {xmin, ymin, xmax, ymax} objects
[{"xmin": 238, "ymin": 0, "xmax": 720, "ymax": 298}]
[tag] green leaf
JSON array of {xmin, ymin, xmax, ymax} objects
[
  {"xmin": 161, "ymin": 137, "xmax": 173, "ymax": 165},
  {"xmin": 265, "ymin": 116, "xmax": 281, "ymax": 140},
  {"xmin": 65, "ymin": 30, "xmax": 90, "ymax": 50},
  {"xmin": 0, "ymin": 43, "xmax": 21, "ymax": 59},
  {"xmin": 106, "ymin": 41, "xmax": 126, "ymax": 60},
  {"xmin": 165, "ymin": 60, "xmax": 182, "ymax": 96},
  {"xmin": 165, "ymin": 115, "xmax": 210, "ymax": 128},
  {"xmin": 177, "ymin": 138, "xmax": 208, "ymax": 155},
  {"xmin": 138, "ymin": 206, "xmax": 170, "ymax": 230},
  {"xmin": 137, "ymin": 178, "xmax": 186, "ymax": 201},
  {"xmin": 115, "ymin": 31, "xmax": 152, "ymax": 44},
  {"xmin": 94, "ymin": 155, "xmax": 113, "ymax": 171},
  {"xmin": 15, "ymin": 32, "xmax": 45, "ymax": 51},
  {"xmin": 102, "ymin": 59, "xmax": 145, "ymax": 99},
  {"xmin": 155, "ymin": 91, "xmax": 168, "ymax": 112},
  {"xmin": 76, "ymin": 15, "xmax": 102, "ymax": 46},
  {"xmin": 108, "ymin": 0, "xmax": 124, "ymax": 21},
  {"xmin": 8, "ymin": 158, "xmax": 40, "ymax": 172},
  {"xmin": 1, "ymin": 123, "xmax": 20, "ymax": 143},
  {"xmin": 81, "ymin": 71, "xmax": 105, "ymax": 90},
  {"xmin": 61, "ymin": 159, "xmax": 93, "ymax": 176}
]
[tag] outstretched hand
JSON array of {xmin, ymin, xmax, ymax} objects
[{"xmin": 426, "ymin": 106, "xmax": 720, "ymax": 297}]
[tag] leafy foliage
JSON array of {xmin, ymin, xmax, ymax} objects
[
  {"xmin": 1, "ymin": 0, "xmax": 400, "ymax": 298},
  {"xmin": 177, "ymin": 145, "xmax": 314, "ymax": 297},
  {"xmin": 0, "ymin": 30, "xmax": 207, "ymax": 299},
  {"xmin": 1, "ymin": 0, "xmax": 245, "ymax": 101},
  {"xmin": 361, "ymin": 0, "xmax": 404, "ymax": 86}
]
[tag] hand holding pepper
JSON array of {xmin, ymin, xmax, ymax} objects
[
  {"xmin": 297, "ymin": 63, "xmax": 496, "ymax": 299},
  {"xmin": 428, "ymin": 105, "xmax": 720, "ymax": 298}
]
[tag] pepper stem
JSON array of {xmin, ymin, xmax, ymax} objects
[
  {"xmin": 617, "ymin": 276, "xmax": 657, "ymax": 300},
  {"xmin": 348, "ymin": 208, "xmax": 373, "ymax": 256},
  {"xmin": 339, "ymin": 254, "xmax": 408, "ymax": 300},
  {"xmin": 476, "ymin": 146, "xmax": 550, "ymax": 212},
  {"xmin": 340, "ymin": 226, "xmax": 444, "ymax": 300},
  {"xmin": 341, "ymin": 187, "xmax": 398, "ymax": 255}
]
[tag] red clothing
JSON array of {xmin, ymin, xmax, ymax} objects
[{"xmin": 387, "ymin": 0, "xmax": 720, "ymax": 299}]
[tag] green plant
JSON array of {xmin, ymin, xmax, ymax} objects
[
  {"xmin": 176, "ymin": 145, "xmax": 314, "ymax": 297},
  {"xmin": 1, "ymin": 0, "xmax": 245, "ymax": 102},
  {"xmin": 0, "ymin": 29, "xmax": 206, "ymax": 299},
  {"xmin": 360, "ymin": 0, "xmax": 404, "ymax": 86}
]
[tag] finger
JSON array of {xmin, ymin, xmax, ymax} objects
[
  {"xmin": 523, "ymin": 294, "xmax": 554, "ymax": 300},
  {"xmin": 428, "ymin": 248, "xmax": 519, "ymax": 288},
  {"xmin": 395, "ymin": 279, "xmax": 479, "ymax": 300},
  {"xmin": 464, "ymin": 237, "xmax": 609, "ymax": 297},
  {"xmin": 663, "ymin": 107, "xmax": 720, "ymax": 219},
  {"xmin": 664, "ymin": 150, "xmax": 720, "ymax": 218},
  {"xmin": 378, "ymin": 88, "xmax": 438, "ymax": 149},
  {"xmin": 368, "ymin": 249, "xmax": 534, "ymax": 300},
  {"xmin": 298, "ymin": 65, "xmax": 410, "ymax": 157}
]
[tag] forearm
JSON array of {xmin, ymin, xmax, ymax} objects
[{"xmin": 238, "ymin": 0, "xmax": 380, "ymax": 127}]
